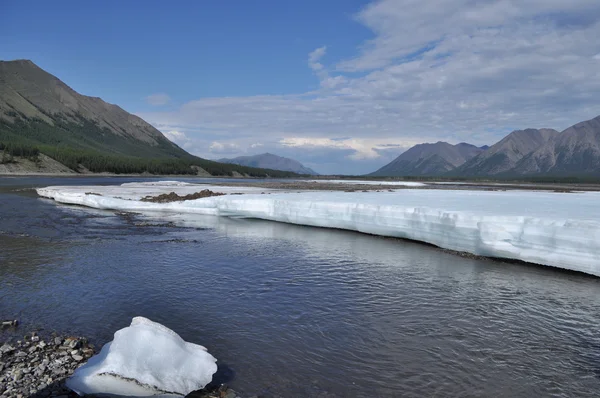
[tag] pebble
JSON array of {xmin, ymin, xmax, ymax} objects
[{"xmin": 0, "ymin": 335, "xmax": 95, "ymax": 398}]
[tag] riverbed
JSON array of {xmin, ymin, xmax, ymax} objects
[{"xmin": 2, "ymin": 177, "xmax": 600, "ymax": 397}]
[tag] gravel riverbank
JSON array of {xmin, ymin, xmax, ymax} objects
[
  {"xmin": 0, "ymin": 333, "xmax": 93, "ymax": 397},
  {"xmin": 0, "ymin": 332, "xmax": 242, "ymax": 398}
]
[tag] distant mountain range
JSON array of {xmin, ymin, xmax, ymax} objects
[
  {"xmin": 514, "ymin": 117, "xmax": 600, "ymax": 175},
  {"xmin": 3, "ymin": 59, "xmax": 598, "ymax": 179},
  {"xmin": 371, "ymin": 115, "xmax": 600, "ymax": 177},
  {"xmin": 218, "ymin": 153, "xmax": 318, "ymax": 175},
  {"xmin": 0, "ymin": 60, "xmax": 299, "ymax": 177},
  {"xmin": 454, "ymin": 128, "xmax": 559, "ymax": 176},
  {"xmin": 370, "ymin": 142, "xmax": 485, "ymax": 176}
]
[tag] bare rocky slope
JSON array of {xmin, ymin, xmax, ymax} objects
[
  {"xmin": 0, "ymin": 151, "xmax": 75, "ymax": 175},
  {"xmin": 0, "ymin": 59, "xmax": 185, "ymax": 157},
  {"xmin": 514, "ymin": 115, "xmax": 600, "ymax": 175},
  {"xmin": 454, "ymin": 128, "xmax": 559, "ymax": 176},
  {"xmin": 370, "ymin": 142, "xmax": 484, "ymax": 176},
  {"xmin": 369, "ymin": 114, "xmax": 600, "ymax": 178}
]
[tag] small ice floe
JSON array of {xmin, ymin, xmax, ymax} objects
[
  {"xmin": 1, "ymin": 319, "xmax": 18, "ymax": 327},
  {"xmin": 66, "ymin": 317, "xmax": 217, "ymax": 397}
]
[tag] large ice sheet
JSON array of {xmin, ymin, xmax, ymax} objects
[
  {"xmin": 66, "ymin": 317, "xmax": 217, "ymax": 397},
  {"xmin": 38, "ymin": 182, "xmax": 600, "ymax": 276},
  {"xmin": 38, "ymin": 182, "xmax": 277, "ymax": 202}
]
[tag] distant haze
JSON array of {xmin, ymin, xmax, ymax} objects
[{"xmin": 218, "ymin": 153, "xmax": 318, "ymax": 175}]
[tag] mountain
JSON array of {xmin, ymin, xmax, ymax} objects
[
  {"xmin": 369, "ymin": 142, "xmax": 484, "ymax": 176},
  {"xmin": 0, "ymin": 59, "xmax": 186, "ymax": 158},
  {"xmin": 513, "ymin": 115, "xmax": 600, "ymax": 175},
  {"xmin": 0, "ymin": 60, "xmax": 298, "ymax": 177},
  {"xmin": 218, "ymin": 153, "xmax": 318, "ymax": 175},
  {"xmin": 454, "ymin": 128, "xmax": 559, "ymax": 176}
]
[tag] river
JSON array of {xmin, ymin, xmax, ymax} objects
[{"xmin": 1, "ymin": 177, "xmax": 600, "ymax": 397}]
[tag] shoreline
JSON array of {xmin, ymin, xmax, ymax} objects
[
  {"xmin": 0, "ymin": 172, "xmax": 257, "ymax": 178},
  {"xmin": 209, "ymin": 179, "xmax": 600, "ymax": 192},
  {"xmin": 0, "ymin": 331, "xmax": 94, "ymax": 397},
  {"xmin": 0, "ymin": 327, "xmax": 242, "ymax": 398},
  {"xmin": 3, "ymin": 173, "xmax": 600, "ymax": 192}
]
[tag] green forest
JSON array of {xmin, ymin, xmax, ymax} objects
[{"xmin": 0, "ymin": 114, "xmax": 300, "ymax": 177}]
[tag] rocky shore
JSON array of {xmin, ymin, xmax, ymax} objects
[
  {"xmin": 0, "ymin": 332, "xmax": 242, "ymax": 398},
  {"xmin": 0, "ymin": 333, "xmax": 94, "ymax": 397}
]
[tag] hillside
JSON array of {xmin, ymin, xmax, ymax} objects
[
  {"xmin": 454, "ymin": 128, "xmax": 559, "ymax": 176},
  {"xmin": 0, "ymin": 60, "xmax": 298, "ymax": 177},
  {"xmin": 0, "ymin": 60, "xmax": 187, "ymax": 158},
  {"xmin": 370, "ymin": 142, "xmax": 484, "ymax": 176},
  {"xmin": 367, "ymin": 114, "xmax": 600, "ymax": 179},
  {"xmin": 218, "ymin": 153, "xmax": 318, "ymax": 175},
  {"xmin": 0, "ymin": 149, "xmax": 75, "ymax": 175},
  {"xmin": 514, "ymin": 115, "xmax": 600, "ymax": 175}
]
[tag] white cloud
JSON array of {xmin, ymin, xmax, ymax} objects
[
  {"xmin": 145, "ymin": 93, "xmax": 171, "ymax": 106},
  {"xmin": 280, "ymin": 137, "xmax": 417, "ymax": 160},
  {"xmin": 209, "ymin": 141, "xmax": 241, "ymax": 155},
  {"xmin": 308, "ymin": 46, "xmax": 327, "ymax": 72},
  {"xmin": 163, "ymin": 130, "xmax": 188, "ymax": 141},
  {"xmin": 142, "ymin": 0, "xmax": 600, "ymax": 174}
]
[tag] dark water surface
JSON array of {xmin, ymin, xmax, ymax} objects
[{"xmin": 1, "ymin": 177, "xmax": 600, "ymax": 397}]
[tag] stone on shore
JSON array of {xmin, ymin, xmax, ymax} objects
[{"xmin": 0, "ymin": 333, "xmax": 94, "ymax": 398}]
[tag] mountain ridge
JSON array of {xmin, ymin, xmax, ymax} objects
[
  {"xmin": 454, "ymin": 128, "xmax": 559, "ymax": 176},
  {"xmin": 370, "ymin": 115, "xmax": 600, "ymax": 178},
  {"xmin": 0, "ymin": 59, "xmax": 300, "ymax": 177},
  {"xmin": 0, "ymin": 59, "xmax": 183, "ymax": 156},
  {"xmin": 369, "ymin": 141, "xmax": 484, "ymax": 176},
  {"xmin": 218, "ymin": 152, "xmax": 318, "ymax": 175},
  {"xmin": 513, "ymin": 116, "xmax": 600, "ymax": 175}
]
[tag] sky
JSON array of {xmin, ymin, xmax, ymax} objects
[{"xmin": 2, "ymin": 0, "xmax": 600, "ymax": 175}]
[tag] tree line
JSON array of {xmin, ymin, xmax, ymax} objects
[
  {"xmin": 1, "ymin": 139, "xmax": 302, "ymax": 176},
  {"xmin": 0, "ymin": 142, "xmax": 40, "ymax": 164},
  {"xmin": 0, "ymin": 114, "xmax": 302, "ymax": 176}
]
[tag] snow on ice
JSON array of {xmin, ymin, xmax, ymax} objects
[
  {"xmin": 66, "ymin": 317, "xmax": 217, "ymax": 397},
  {"xmin": 38, "ymin": 182, "xmax": 600, "ymax": 276}
]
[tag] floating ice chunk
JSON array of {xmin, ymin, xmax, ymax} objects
[{"xmin": 67, "ymin": 317, "xmax": 217, "ymax": 397}]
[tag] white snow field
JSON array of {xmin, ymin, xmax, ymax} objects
[
  {"xmin": 66, "ymin": 317, "xmax": 217, "ymax": 397},
  {"xmin": 38, "ymin": 182, "xmax": 600, "ymax": 276}
]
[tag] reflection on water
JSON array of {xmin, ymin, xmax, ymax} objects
[{"xmin": 1, "ymin": 177, "xmax": 600, "ymax": 397}]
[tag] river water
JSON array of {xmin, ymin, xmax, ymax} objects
[{"xmin": 1, "ymin": 177, "xmax": 600, "ymax": 397}]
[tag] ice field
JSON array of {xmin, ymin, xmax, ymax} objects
[{"xmin": 38, "ymin": 182, "xmax": 600, "ymax": 276}]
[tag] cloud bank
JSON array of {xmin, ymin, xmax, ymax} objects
[
  {"xmin": 145, "ymin": 93, "xmax": 171, "ymax": 106},
  {"xmin": 140, "ymin": 0, "xmax": 600, "ymax": 175}
]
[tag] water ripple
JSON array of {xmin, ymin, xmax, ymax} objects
[{"xmin": 1, "ymin": 185, "xmax": 600, "ymax": 397}]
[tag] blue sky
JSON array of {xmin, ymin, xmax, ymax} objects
[
  {"xmin": 2, "ymin": 0, "xmax": 600, "ymax": 174},
  {"xmin": 2, "ymin": 1, "xmax": 367, "ymax": 105}
]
